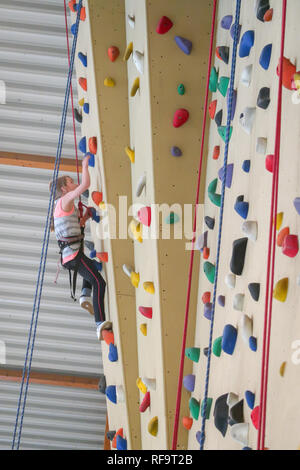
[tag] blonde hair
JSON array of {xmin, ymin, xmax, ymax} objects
[{"xmin": 49, "ymin": 176, "xmax": 69, "ymax": 231}]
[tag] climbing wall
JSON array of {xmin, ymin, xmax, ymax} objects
[{"xmin": 184, "ymin": 0, "xmax": 300, "ymax": 450}]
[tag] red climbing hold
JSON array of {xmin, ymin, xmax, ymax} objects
[
  {"xmin": 137, "ymin": 206, "xmax": 151, "ymax": 226},
  {"xmin": 156, "ymin": 16, "xmax": 173, "ymax": 34},
  {"xmin": 79, "ymin": 77, "xmax": 87, "ymax": 91},
  {"xmin": 277, "ymin": 57, "xmax": 296, "ymax": 90},
  {"xmin": 139, "ymin": 391, "xmax": 151, "ymax": 412},
  {"xmin": 80, "ymin": 7, "xmax": 86, "ymax": 21},
  {"xmin": 251, "ymin": 406, "xmax": 260, "ymax": 430},
  {"xmin": 282, "ymin": 234, "xmax": 299, "ymax": 258},
  {"xmin": 68, "ymin": 0, "xmax": 76, "ymax": 12},
  {"xmin": 108, "ymin": 46, "xmax": 120, "ymax": 62},
  {"xmin": 203, "ymin": 247, "xmax": 210, "ymax": 259},
  {"xmin": 209, "ymin": 100, "xmax": 217, "ymax": 119},
  {"xmin": 264, "ymin": 8, "xmax": 273, "ymax": 21},
  {"xmin": 139, "ymin": 306, "xmax": 153, "ymax": 319},
  {"xmin": 173, "ymin": 108, "xmax": 189, "ymax": 128},
  {"xmin": 112, "ymin": 428, "xmax": 123, "ymax": 449},
  {"xmin": 92, "ymin": 191, "xmax": 103, "ymax": 205},
  {"xmin": 97, "ymin": 252, "xmax": 109, "ymax": 262},
  {"xmin": 102, "ymin": 329, "xmax": 114, "ymax": 345},
  {"xmin": 202, "ymin": 291, "xmax": 211, "ymax": 304},
  {"xmin": 89, "ymin": 137, "xmax": 97, "ymax": 154},
  {"xmin": 265, "ymin": 154, "xmax": 274, "ymax": 173},
  {"xmin": 213, "ymin": 146, "xmax": 220, "ymax": 160}
]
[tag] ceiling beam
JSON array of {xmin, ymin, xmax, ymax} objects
[{"xmin": 0, "ymin": 151, "xmax": 82, "ymax": 173}]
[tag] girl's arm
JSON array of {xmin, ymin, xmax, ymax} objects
[{"xmin": 61, "ymin": 156, "xmax": 90, "ymax": 211}]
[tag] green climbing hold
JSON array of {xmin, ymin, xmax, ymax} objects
[
  {"xmin": 208, "ymin": 179, "xmax": 221, "ymax": 207},
  {"xmin": 209, "ymin": 67, "xmax": 219, "ymax": 92},
  {"xmin": 189, "ymin": 397, "xmax": 200, "ymax": 420},
  {"xmin": 204, "ymin": 261, "xmax": 215, "ymax": 284},
  {"xmin": 213, "ymin": 336, "xmax": 222, "ymax": 357},
  {"xmin": 185, "ymin": 347, "xmax": 200, "ymax": 363},
  {"xmin": 218, "ymin": 126, "xmax": 233, "ymax": 143},
  {"xmin": 201, "ymin": 398, "xmax": 213, "ymax": 419},
  {"xmin": 177, "ymin": 83, "xmax": 185, "ymax": 95},
  {"xmin": 218, "ymin": 76, "xmax": 230, "ymax": 97},
  {"xmin": 165, "ymin": 212, "xmax": 180, "ymax": 224}
]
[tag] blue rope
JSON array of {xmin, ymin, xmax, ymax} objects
[
  {"xmin": 11, "ymin": 0, "xmax": 83, "ymax": 450},
  {"xmin": 199, "ymin": 0, "xmax": 242, "ymax": 450}
]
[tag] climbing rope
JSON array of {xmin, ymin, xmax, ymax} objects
[
  {"xmin": 171, "ymin": 0, "xmax": 218, "ymax": 450},
  {"xmin": 257, "ymin": 0, "xmax": 287, "ymax": 451},
  {"xmin": 199, "ymin": 0, "xmax": 242, "ymax": 450},
  {"xmin": 11, "ymin": 1, "xmax": 83, "ymax": 450}
]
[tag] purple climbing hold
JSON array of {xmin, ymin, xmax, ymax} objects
[
  {"xmin": 294, "ymin": 197, "xmax": 300, "ymax": 215},
  {"xmin": 230, "ymin": 23, "xmax": 242, "ymax": 42},
  {"xmin": 218, "ymin": 295, "xmax": 225, "ymax": 307},
  {"xmin": 171, "ymin": 146, "xmax": 182, "ymax": 157},
  {"xmin": 204, "ymin": 302, "xmax": 213, "ymax": 320},
  {"xmin": 218, "ymin": 163, "xmax": 234, "ymax": 189},
  {"xmin": 196, "ymin": 431, "xmax": 205, "ymax": 445},
  {"xmin": 227, "ymin": 89, "xmax": 237, "ymax": 121},
  {"xmin": 183, "ymin": 374, "xmax": 195, "ymax": 392},
  {"xmin": 221, "ymin": 15, "xmax": 233, "ymax": 30},
  {"xmin": 174, "ymin": 36, "xmax": 192, "ymax": 55}
]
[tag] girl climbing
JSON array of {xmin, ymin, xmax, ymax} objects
[{"xmin": 49, "ymin": 154, "xmax": 112, "ymax": 340}]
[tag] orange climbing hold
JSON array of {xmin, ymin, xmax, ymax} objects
[
  {"xmin": 263, "ymin": 8, "xmax": 273, "ymax": 21},
  {"xmin": 68, "ymin": 0, "xmax": 76, "ymax": 12},
  {"xmin": 112, "ymin": 428, "xmax": 123, "ymax": 449},
  {"xmin": 213, "ymin": 145, "xmax": 220, "ymax": 160},
  {"xmin": 97, "ymin": 252, "xmax": 109, "ymax": 263},
  {"xmin": 79, "ymin": 77, "xmax": 87, "ymax": 91},
  {"xmin": 108, "ymin": 46, "xmax": 120, "ymax": 62},
  {"xmin": 209, "ymin": 100, "xmax": 217, "ymax": 119},
  {"xmin": 92, "ymin": 191, "xmax": 103, "ymax": 205},
  {"xmin": 89, "ymin": 137, "xmax": 97, "ymax": 154},
  {"xmin": 277, "ymin": 57, "xmax": 296, "ymax": 90},
  {"xmin": 203, "ymin": 247, "xmax": 210, "ymax": 259},
  {"xmin": 102, "ymin": 329, "xmax": 114, "ymax": 345},
  {"xmin": 182, "ymin": 416, "xmax": 193, "ymax": 430},
  {"xmin": 276, "ymin": 227, "xmax": 289, "ymax": 247},
  {"xmin": 80, "ymin": 7, "xmax": 86, "ymax": 21}
]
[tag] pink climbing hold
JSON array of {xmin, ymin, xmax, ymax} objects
[
  {"xmin": 173, "ymin": 108, "xmax": 189, "ymax": 128},
  {"xmin": 139, "ymin": 391, "xmax": 151, "ymax": 412},
  {"xmin": 265, "ymin": 154, "xmax": 274, "ymax": 173},
  {"xmin": 156, "ymin": 16, "xmax": 173, "ymax": 34},
  {"xmin": 282, "ymin": 234, "xmax": 299, "ymax": 258},
  {"xmin": 251, "ymin": 405, "xmax": 260, "ymax": 430},
  {"xmin": 137, "ymin": 206, "xmax": 151, "ymax": 226},
  {"xmin": 138, "ymin": 306, "xmax": 153, "ymax": 319}
]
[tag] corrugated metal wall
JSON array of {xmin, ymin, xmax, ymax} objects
[{"xmin": 0, "ymin": 0, "xmax": 107, "ymax": 450}]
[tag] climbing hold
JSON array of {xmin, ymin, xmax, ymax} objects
[
  {"xmin": 279, "ymin": 361, "xmax": 286, "ymax": 377},
  {"xmin": 130, "ymin": 219, "xmax": 143, "ymax": 242},
  {"xmin": 83, "ymin": 103, "xmax": 89, "ymax": 114},
  {"xmin": 143, "ymin": 282, "xmax": 155, "ymax": 294},
  {"xmin": 239, "ymin": 107, "xmax": 256, "ymax": 135},
  {"xmin": 209, "ymin": 67, "xmax": 219, "ymax": 92},
  {"xmin": 125, "ymin": 146, "xmax": 135, "ymax": 163},
  {"xmin": 241, "ymin": 64, "xmax": 253, "ymax": 87},
  {"xmin": 230, "ymin": 238, "xmax": 248, "ymax": 276},
  {"xmin": 74, "ymin": 108, "xmax": 82, "ymax": 123},
  {"xmin": 249, "ymin": 336, "xmax": 257, "ymax": 351},
  {"xmin": 173, "ymin": 108, "xmax": 189, "ymax": 128},
  {"xmin": 221, "ymin": 15, "xmax": 233, "ymax": 30},
  {"xmin": 79, "ymin": 6, "xmax": 86, "ymax": 21},
  {"xmin": 137, "ymin": 206, "xmax": 151, "ymax": 226},
  {"xmin": 79, "ymin": 77, "xmax": 87, "ymax": 91},
  {"xmin": 140, "ymin": 324, "xmax": 147, "ymax": 336},
  {"xmin": 215, "ymin": 109, "xmax": 223, "ymax": 127},
  {"xmin": 116, "ymin": 435, "xmax": 127, "ymax": 451},
  {"xmin": 250, "ymin": 406, "xmax": 260, "ymax": 430},
  {"xmin": 98, "ymin": 374, "xmax": 106, "ymax": 394},
  {"xmin": 156, "ymin": 16, "xmax": 173, "ymax": 34},
  {"xmin": 209, "ymin": 100, "xmax": 217, "ymax": 119},
  {"xmin": 71, "ymin": 23, "xmax": 77, "ymax": 36},
  {"xmin": 112, "ymin": 428, "xmax": 123, "ymax": 449},
  {"xmin": 131, "ymin": 271, "xmax": 140, "ymax": 288},
  {"xmin": 182, "ymin": 416, "xmax": 193, "ymax": 430},
  {"xmin": 225, "ymin": 273, "xmax": 236, "ymax": 289},
  {"xmin": 139, "ymin": 391, "xmax": 150, "ymax": 412},
  {"xmin": 233, "ymin": 293, "xmax": 245, "ymax": 311},
  {"xmin": 242, "ymin": 160, "xmax": 251, "ymax": 173},
  {"xmin": 234, "ymin": 196, "xmax": 249, "ymax": 219},
  {"xmin": 218, "ymin": 295, "xmax": 225, "ymax": 307},
  {"xmin": 123, "ymin": 42, "xmax": 133, "ymax": 61},
  {"xmin": 204, "ymin": 302, "xmax": 213, "ymax": 320},
  {"xmin": 277, "ymin": 57, "xmax": 296, "ymax": 90},
  {"xmin": 265, "ymin": 154, "xmax": 274, "ymax": 173},
  {"xmin": 257, "ymin": 87, "xmax": 270, "ymax": 109},
  {"xmin": 205, "ymin": 216, "xmax": 215, "ymax": 230},
  {"xmin": 183, "ymin": 374, "xmax": 195, "ymax": 392},
  {"xmin": 230, "ymin": 399, "xmax": 244, "ymax": 424},
  {"xmin": 245, "ymin": 391, "xmax": 255, "ymax": 410},
  {"xmin": 230, "ymin": 23, "xmax": 242, "ymax": 42},
  {"xmin": 273, "ymin": 278, "xmax": 288, "ymax": 302},
  {"xmin": 222, "ymin": 324, "xmax": 237, "ymax": 355},
  {"xmin": 294, "ymin": 198, "xmax": 300, "ymax": 215},
  {"xmin": 106, "ymin": 430, "xmax": 116, "ymax": 441},
  {"xmin": 108, "ymin": 46, "xmax": 120, "ymax": 62},
  {"xmin": 68, "ymin": 0, "xmax": 76, "ymax": 12},
  {"xmin": 248, "ymin": 283, "xmax": 260, "ymax": 301},
  {"xmin": 216, "ymin": 46, "xmax": 229, "ymax": 64},
  {"xmin": 78, "ymin": 97, "xmax": 84, "ymax": 107},
  {"xmin": 203, "ymin": 247, "xmax": 210, "ymax": 260},
  {"xmin": 227, "ymin": 392, "xmax": 239, "ymax": 409},
  {"xmin": 136, "ymin": 377, "xmax": 147, "ymax": 394},
  {"xmin": 227, "ymin": 89, "xmax": 237, "ymax": 121},
  {"xmin": 108, "ymin": 343, "xmax": 118, "ymax": 362},
  {"xmin": 79, "ymin": 136, "xmax": 86, "ymax": 154},
  {"xmin": 218, "ymin": 126, "xmax": 233, "ymax": 143},
  {"xmin": 213, "ymin": 394, "xmax": 229, "ymax": 437},
  {"xmin": 133, "ymin": 50, "xmax": 144, "ymax": 74},
  {"xmin": 208, "ymin": 179, "xmax": 221, "ymax": 207},
  {"xmin": 92, "ymin": 191, "xmax": 103, "ymax": 205},
  {"xmin": 177, "ymin": 83, "xmax": 185, "ymax": 95},
  {"xmin": 230, "ymin": 423, "xmax": 249, "ymax": 446},
  {"xmin": 242, "ymin": 221, "xmax": 257, "ymax": 242},
  {"xmin": 213, "ymin": 336, "xmax": 222, "ymax": 357},
  {"xmin": 136, "ymin": 174, "xmax": 146, "ymax": 197},
  {"xmin": 212, "ymin": 145, "xmax": 220, "ymax": 160},
  {"xmin": 138, "ymin": 306, "xmax": 152, "ymax": 319},
  {"xmin": 142, "ymin": 377, "xmax": 156, "ymax": 391},
  {"xmin": 256, "ymin": 137, "xmax": 268, "ymax": 155},
  {"xmin": 89, "ymin": 137, "xmax": 97, "ymax": 154},
  {"xmin": 115, "ymin": 385, "xmax": 125, "ymax": 403},
  {"xmin": 130, "ymin": 78, "xmax": 140, "ymax": 97},
  {"xmin": 264, "ymin": 8, "xmax": 273, "ymax": 21},
  {"xmin": 185, "ymin": 347, "xmax": 200, "ymax": 363},
  {"xmin": 256, "ymin": 0, "xmax": 270, "ymax": 21},
  {"xmin": 276, "ymin": 212, "xmax": 284, "ymax": 230},
  {"xmin": 174, "ymin": 36, "xmax": 192, "ymax": 55},
  {"xmin": 171, "ymin": 146, "xmax": 182, "ymax": 157},
  {"xmin": 202, "ymin": 291, "xmax": 211, "ymax": 304},
  {"xmin": 84, "ymin": 240, "xmax": 94, "ymax": 251},
  {"xmin": 106, "ymin": 385, "xmax": 117, "ymax": 404},
  {"xmin": 217, "ymin": 76, "xmax": 230, "ymax": 97},
  {"xmin": 195, "ymin": 231, "xmax": 207, "ymax": 252},
  {"xmin": 259, "ymin": 44, "xmax": 272, "ymax": 70},
  {"xmin": 277, "ymin": 227, "xmax": 290, "ymax": 247},
  {"xmin": 196, "ymin": 431, "xmax": 205, "ymax": 445},
  {"xmin": 148, "ymin": 417, "xmax": 158, "ymax": 437},
  {"xmin": 204, "ymin": 262, "xmax": 215, "ymax": 284},
  {"xmin": 239, "ymin": 31, "xmax": 255, "ymax": 58},
  {"xmin": 189, "ymin": 397, "xmax": 200, "ymax": 420},
  {"xmin": 96, "ymin": 252, "xmax": 108, "ymax": 263},
  {"xmin": 282, "ymin": 235, "xmax": 299, "ymax": 257},
  {"xmin": 218, "ymin": 163, "xmax": 234, "ymax": 188},
  {"xmin": 102, "ymin": 330, "xmax": 114, "ymax": 346},
  {"xmin": 88, "ymin": 153, "xmax": 95, "ymax": 167},
  {"xmin": 78, "ymin": 52, "xmax": 87, "ymax": 67},
  {"xmin": 127, "ymin": 14, "xmax": 135, "ymax": 28},
  {"xmin": 240, "ymin": 314, "xmax": 253, "ymax": 345},
  {"xmin": 201, "ymin": 398, "xmax": 213, "ymax": 419},
  {"xmin": 165, "ymin": 212, "xmax": 180, "ymax": 224}
]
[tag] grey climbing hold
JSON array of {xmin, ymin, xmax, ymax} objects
[
  {"xmin": 229, "ymin": 399, "xmax": 244, "ymax": 424},
  {"xmin": 248, "ymin": 283, "xmax": 260, "ymax": 301},
  {"xmin": 98, "ymin": 374, "xmax": 106, "ymax": 394},
  {"xmin": 218, "ymin": 295, "xmax": 225, "ymax": 307},
  {"xmin": 230, "ymin": 238, "xmax": 248, "ymax": 276},
  {"xmin": 256, "ymin": 0, "xmax": 270, "ymax": 22},
  {"xmin": 213, "ymin": 393, "xmax": 229, "ymax": 437},
  {"xmin": 257, "ymin": 87, "xmax": 270, "ymax": 109},
  {"xmin": 233, "ymin": 293, "xmax": 245, "ymax": 311},
  {"xmin": 205, "ymin": 216, "xmax": 215, "ymax": 230},
  {"xmin": 215, "ymin": 109, "xmax": 223, "ymax": 127}
]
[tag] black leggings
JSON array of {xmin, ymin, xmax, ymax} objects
[{"xmin": 64, "ymin": 252, "xmax": 106, "ymax": 323}]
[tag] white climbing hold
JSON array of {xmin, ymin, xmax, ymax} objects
[
  {"xmin": 233, "ymin": 293, "xmax": 245, "ymax": 311},
  {"xmin": 240, "ymin": 314, "xmax": 253, "ymax": 345},
  {"xmin": 116, "ymin": 385, "xmax": 125, "ymax": 403},
  {"xmin": 239, "ymin": 107, "xmax": 256, "ymax": 135},
  {"xmin": 128, "ymin": 14, "xmax": 135, "ymax": 28},
  {"xmin": 230, "ymin": 423, "xmax": 249, "ymax": 446},
  {"xmin": 256, "ymin": 137, "xmax": 267, "ymax": 154},
  {"xmin": 123, "ymin": 264, "xmax": 133, "ymax": 278},
  {"xmin": 225, "ymin": 273, "xmax": 236, "ymax": 289},
  {"xmin": 226, "ymin": 392, "xmax": 239, "ymax": 409},
  {"xmin": 133, "ymin": 50, "xmax": 144, "ymax": 74},
  {"xmin": 240, "ymin": 64, "xmax": 253, "ymax": 87},
  {"xmin": 142, "ymin": 377, "xmax": 156, "ymax": 390},
  {"xmin": 136, "ymin": 173, "xmax": 146, "ymax": 197},
  {"xmin": 292, "ymin": 90, "xmax": 300, "ymax": 105},
  {"xmin": 242, "ymin": 221, "xmax": 258, "ymax": 242}
]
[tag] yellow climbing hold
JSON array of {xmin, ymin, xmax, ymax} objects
[
  {"xmin": 125, "ymin": 146, "xmax": 135, "ymax": 163},
  {"xmin": 136, "ymin": 377, "xmax": 147, "ymax": 394},
  {"xmin": 279, "ymin": 361, "xmax": 286, "ymax": 377},
  {"xmin": 98, "ymin": 202, "xmax": 106, "ymax": 211},
  {"xmin": 130, "ymin": 219, "xmax": 143, "ymax": 243},
  {"xmin": 78, "ymin": 98, "xmax": 84, "ymax": 107},
  {"xmin": 140, "ymin": 323, "xmax": 147, "ymax": 336},
  {"xmin": 276, "ymin": 212, "xmax": 283, "ymax": 230},
  {"xmin": 123, "ymin": 41, "xmax": 133, "ymax": 61},
  {"xmin": 273, "ymin": 278, "xmax": 288, "ymax": 302},
  {"xmin": 104, "ymin": 77, "xmax": 115, "ymax": 87},
  {"xmin": 130, "ymin": 271, "xmax": 140, "ymax": 288},
  {"xmin": 148, "ymin": 416, "xmax": 158, "ymax": 437},
  {"xmin": 143, "ymin": 282, "xmax": 155, "ymax": 294},
  {"xmin": 130, "ymin": 77, "xmax": 140, "ymax": 97}
]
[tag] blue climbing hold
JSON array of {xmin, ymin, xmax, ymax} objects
[
  {"xmin": 204, "ymin": 303, "xmax": 212, "ymax": 320},
  {"xmin": 83, "ymin": 103, "xmax": 90, "ymax": 114},
  {"xmin": 221, "ymin": 15, "xmax": 232, "ymax": 30},
  {"xmin": 71, "ymin": 23, "xmax": 78, "ymax": 36},
  {"xmin": 293, "ymin": 197, "xmax": 300, "ymax": 215},
  {"xmin": 239, "ymin": 31, "xmax": 255, "ymax": 58},
  {"xmin": 108, "ymin": 343, "xmax": 118, "ymax": 362},
  {"xmin": 221, "ymin": 324, "xmax": 237, "ymax": 355},
  {"xmin": 90, "ymin": 207, "xmax": 100, "ymax": 223},
  {"xmin": 259, "ymin": 44, "xmax": 272, "ymax": 70},
  {"xmin": 106, "ymin": 385, "xmax": 117, "ymax": 403},
  {"xmin": 242, "ymin": 160, "xmax": 251, "ymax": 173},
  {"xmin": 171, "ymin": 146, "xmax": 182, "ymax": 157},
  {"xmin": 249, "ymin": 336, "xmax": 257, "ymax": 351},
  {"xmin": 245, "ymin": 390, "xmax": 255, "ymax": 410},
  {"xmin": 87, "ymin": 152, "xmax": 95, "ymax": 167},
  {"xmin": 79, "ymin": 136, "xmax": 86, "ymax": 154},
  {"xmin": 116, "ymin": 435, "xmax": 127, "ymax": 450},
  {"xmin": 234, "ymin": 196, "xmax": 249, "ymax": 219},
  {"xmin": 183, "ymin": 374, "xmax": 195, "ymax": 392},
  {"xmin": 230, "ymin": 23, "xmax": 242, "ymax": 42},
  {"xmin": 78, "ymin": 52, "xmax": 87, "ymax": 67},
  {"xmin": 196, "ymin": 431, "xmax": 205, "ymax": 445},
  {"xmin": 218, "ymin": 163, "xmax": 234, "ymax": 189},
  {"xmin": 174, "ymin": 36, "xmax": 192, "ymax": 55}
]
